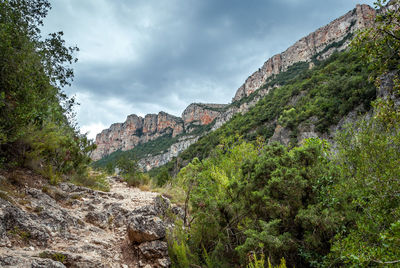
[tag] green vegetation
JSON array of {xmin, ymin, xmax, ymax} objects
[
  {"xmin": 8, "ymin": 226, "xmax": 31, "ymax": 241},
  {"xmin": 39, "ymin": 251, "xmax": 67, "ymax": 264},
  {"xmin": 232, "ymin": 61, "xmax": 310, "ymax": 108},
  {"xmin": 167, "ymin": 101, "xmax": 400, "ymax": 267},
  {"xmin": 157, "ymin": 50, "xmax": 376, "ymax": 179},
  {"xmin": 0, "ymin": 0, "xmax": 106, "ymax": 189},
  {"xmin": 112, "ymin": 153, "xmax": 149, "ymax": 187},
  {"xmin": 164, "ymin": 1, "xmax": 400, "ymax": 267}
]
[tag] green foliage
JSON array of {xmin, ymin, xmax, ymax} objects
[
  {"xmin": 154, "ymin": 167, "xmax": 171, "ymax": 186},
  {"xmin": 170, "ymin": 138, "xmax": 339, "ymax": 267},
  {"xmin": 0, "ymin": 0, "xmax": 95, "ymax": 181},
  {"xmin": 247, "ymin": 255, "xmax": 287, "ymax": 268},
  {"xmin": 247, "ymin": 254, "xmax": 265, "ymax": 268},
  {"xmin": 326, "ymin": 99, "xmax": 400, "ymax": 266},
  {"xmin": 167, "ymin": 219, "xmax": 194, "ymax": 268},
  {"xmin": 114, "ymin": 153, "xmax": 149, "ymax": 188},
  {"xmin": 352, "ymin": 0, "xmax": 400, "ymax": 86},
  {"xmin": 39, "ymin": 251, "xmax": 67, "ymax": 264},
  {"xmin": 8, "ymin": 226, "xmax": 31, "ymax": 241},
  {"xmin": 116, "ymin": 154, "xmax": 139, "ymax": 175},
  {"xmin": 157, "ymin": 51, "xmax": 376, "ymax": 177},
  {"xmin": 70, "ymin": 171, "xmax": 110, "ymax": 192}
]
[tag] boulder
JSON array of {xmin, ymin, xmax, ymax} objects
[
  {"xmin": 127, "ymin": 215, "xmax": 166, "ymax": 243},
  {"xmin": 154, "ymin": 195, "xmax": 171, "ymax": 216},
  {"xmin": 0, "ymin": 255, "xmax": 65, "ymax": 268},
  {"xmin": 138, "ymin": 240, "xmax": 168, "ymax": 259},
  {"xmin": 84, "ymin": 211, "xmax": 108, "ymax": 229}
]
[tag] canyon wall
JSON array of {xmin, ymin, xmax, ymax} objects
[{"xmin": 91, "ymin": 104, "xmax": 226, "ymax": 161}]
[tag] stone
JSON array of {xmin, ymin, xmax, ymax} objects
[
  {"xmin": 127, "ymin": 215, "xmax": 166, "ymax": 243},
  {"xmin": 0, "ymin": 198, "xmax": 50, "ymax": 246},
  {"xmin": 171, "ymin": 206, "xmax": 185, "ymax": 220},
  {"xmin": 268, "ymin": 125, "xmax": 291, "ymax": 146},
  {"xmin": 157, "ymin": 258, "xmax": 171, "ymax": 268},
  {"xmin": 181, "ymin": 103, "xmax": 227, "ymax": 132},
  {"xmin": 84, "ymin": 211, "xmax": 108, "ymax": 229},
  {"xmin": 154, "ymin": 195, "xmax": 171, "ymax": 217},
  {"xmin": 0, "ymin": 255, "xmax": 66, "ymax": 268},
  {"xmin": 138, "ymin": 240, "xmax": 168, "ymax": 259}
]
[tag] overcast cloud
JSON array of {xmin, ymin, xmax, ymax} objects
[{"xmin": 42, "ymin": 0, "xmax": 375, "ymax": 139}]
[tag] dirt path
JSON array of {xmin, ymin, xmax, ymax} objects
[{"xmin": 0, "ymin": 177, "xmax": 162, "ymax": 267}]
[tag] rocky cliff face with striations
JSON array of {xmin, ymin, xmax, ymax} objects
[
  {"xmin": 138, "ymin": 135, "xmax": 199, "ymax": 171},
  {"xmin": 92, "ymin": 104, "xmax": 226, "ymax": 161},
  {"xmin": 182, "ymin": 103, "xmax": 227, "ymax": 132},
  {"xmin": 91, "ymin": 112, "xmax": 185, "ymax": 161},
  {"xmin": 232, "ymin": 4, "xmax": 375, "ymax": 102}
]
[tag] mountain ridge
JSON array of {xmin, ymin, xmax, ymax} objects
[{"xmin": 93, "ymin": 4, "xmax": 376, "ymax": 169}]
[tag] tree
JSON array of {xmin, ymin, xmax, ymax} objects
[{"xmin": 0, "ymin": 0, "xmax": 94, "ymax": 177}]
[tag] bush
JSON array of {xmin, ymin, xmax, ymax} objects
[
  {"xmin": 0, "ymin": 0, "xmax": 95, "ymax": 180},
  {"xmin": 70, "ymin": 170, "xmax": 110, "ymax": 192}
]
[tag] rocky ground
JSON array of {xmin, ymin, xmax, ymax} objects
[{"xmin": 0, "ymin": 172, "xmax": 180, "ymax": 267}]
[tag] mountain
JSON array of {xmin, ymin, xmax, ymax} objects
[
  {"xmin": 91, "ymin": 103, "xmax": 227, "ymax": 163},
  {"xmin": 92, "ymin": 4, "xmax": 375, "ymax": 170}
]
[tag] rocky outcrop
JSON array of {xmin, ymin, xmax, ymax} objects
[
  {"xmin": 92, "ymin": 104, "xmax": 226, "ymax": 162},
  {"xmin": 0, "ymin": 173, "xmax": 177, "ymax": 267},
  {"xmin": 138, "ymin": 135, "xmax": 199, "ymax": 171},
  {"xmin": 232, "ymin": 4, "xmax": 375, "ymax": 102},
  {"xmin": 92, "ymin": 112, "xmax": 185, "ymax": 161},
  {"xmin": 182, "ymin": 103, "xmax": 227, "ymax": 132},
  {"xmin": 127, "ymin": 215, "xmax": 166, "ymax": 243}
]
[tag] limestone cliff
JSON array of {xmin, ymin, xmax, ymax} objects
[
  {"xmin": 232, "ymin": 4, "xmax": 375, "ymax": 102},
  {"xmin": 91, "ymin": 112, "xmax": 184, "ymax": 161},
  {"xmin": 182, "ymin": 103, "xmax": 227, "ymax": 132},
  {"xmin": 92, "ymin": 104, "xmax": 226, "ymax": 161}
]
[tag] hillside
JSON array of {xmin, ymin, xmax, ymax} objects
[
  {"xmin": 150, "ymin": 50, "xmax": 376, "ymax": 176},
  {"xmin": 92, "ymin": 4, "xmax": 375, "ymax": 171}
]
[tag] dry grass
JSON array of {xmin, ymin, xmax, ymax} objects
[{"xmin": 151, "ymin": 182, "xmax": 186, "ymax": 207}]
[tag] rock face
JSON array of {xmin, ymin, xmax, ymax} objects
[
  {"xmin": 182, "ymin": 103, "xmax": 227, "ymax": 132},
  {"xmin": 138, "ymin": 135, "xmax": 199, "ymax": 171},
  {"xmin": 92, "ymin": 104, "xmax": 226, "ymax": 162},
  {"xmin": 92, "ymin": 112, "xmax": 184, "ymax": 161},
  {"xmin": 232, "ymin": 4, "xmax": 375, "ymax": 102}
]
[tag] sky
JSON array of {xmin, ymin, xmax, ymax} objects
[{"xmin": 42, "ymin": 0, "xmax": 376, "ymax": 139}]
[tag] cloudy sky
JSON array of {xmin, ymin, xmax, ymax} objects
[{"xmin": 42, "ymin": 0, "xmax": 375, "ymax": 139}]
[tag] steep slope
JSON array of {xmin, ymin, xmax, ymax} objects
[
  {"xmin": 93, "ymin": 4, "xmax": 375, "ymax": 171},
  {"xmin": 151, "ymin": 51, "xmax": 376, "ymax": 176},
  {"xmin": 232, "ymin": 4, "xmax": 375, "ymax": 102}
]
